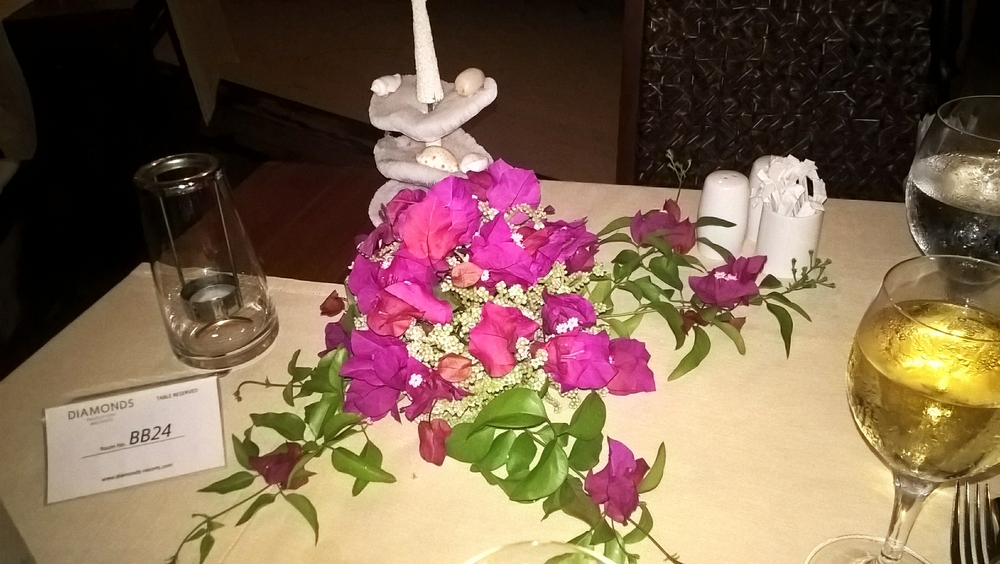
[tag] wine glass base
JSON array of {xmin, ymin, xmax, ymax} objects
[{"xmin": 805, "ymin": 535, "xmax": 932, "ymax": 564}]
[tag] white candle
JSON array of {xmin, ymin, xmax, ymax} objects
[{"xmin": 411, "ymin": 0, "xmax": 444, "ymax": 105}]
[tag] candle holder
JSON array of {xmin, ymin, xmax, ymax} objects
[{"xmin": 134, "ymin": 153, "xmax": 278, "ymax": 370}]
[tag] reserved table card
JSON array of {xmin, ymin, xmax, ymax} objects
[{"xmin": 44, "ymin": 375, "xmax": 225, "ymax": 503}]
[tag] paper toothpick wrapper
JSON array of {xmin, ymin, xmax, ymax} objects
[
  {"xmin": 411, "ymin": 0, "xmax": 444, "ymax": 105},
  {"xmin": 752, "ymin": 155, "xmax": 827, "ymax": 278},
  {"xmin": 746, "ymin": 155, "xmax": 774, "ymax": 242}
]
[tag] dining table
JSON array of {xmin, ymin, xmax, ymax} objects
[{"xmin": 0, "ymin": 175, "xmax": 960, "ymax": 564}]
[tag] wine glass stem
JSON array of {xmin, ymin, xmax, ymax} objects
[{"xmin": 877, "ymin": 472, "xmax": 936, "ymax": 563}]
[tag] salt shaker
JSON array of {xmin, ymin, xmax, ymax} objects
[
  {"xmin": 696, "ymin": 170, "xmax": 750, "ymax": 260},
  {"xmin": 746, "ymin": 155, "xmax": 774, "ymax": 242}
]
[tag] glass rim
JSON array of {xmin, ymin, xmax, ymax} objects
[
  {"xmin": 133, "ymin": 153, "xmax": 221, "ymax": 196},
  {"xmin": 882, "ymin": 254, "xmax": 1000, "ymax": 343},
  {"xmin": 935, "ymin": 95, "xmax": 1000, "ymax": 144}
]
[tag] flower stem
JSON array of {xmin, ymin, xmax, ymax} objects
[
  {"xmin": 627, "ymin": 515, "xmax": 683, "ymax": 564},
  {"xmin": 169, "ymin": 484, "xmax": 273, "ymax": 562}
]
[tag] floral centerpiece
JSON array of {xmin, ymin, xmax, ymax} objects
[{"xmin": 170, "ymin": 160, "xmax": 832, "ymax": 564}]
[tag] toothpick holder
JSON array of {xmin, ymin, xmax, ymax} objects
[{"xmin": 755, "ymin": 206, "xmax": 824, "ymax": 279}]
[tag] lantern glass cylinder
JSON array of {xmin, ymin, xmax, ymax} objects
[{"xmin": 134, "ymin": 153, "xmax": 278, "ymax": 369}]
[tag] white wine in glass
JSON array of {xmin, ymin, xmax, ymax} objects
[{"xmin": 807, "ymin": 255, "xmax": 1000, "ymax": 564}]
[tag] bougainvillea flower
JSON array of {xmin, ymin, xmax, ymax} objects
[
  {"xmin": 436, "ymin": 353, "xmax": 473, "ymax": 383},
  {"xmin": 688, "ymin": 255, "xmax": 767, "ymax": 309},
  {"xmin": 383, "ymin": 187, "xmax": 426, "ymax": 236},
  {"xmin": 534, "ymin": 220, "xmax": 599, "ymax": 274},
  {"xmin": 607, "ymin": 338, "xmax": 655, "ymax": 395},
  {"xmin": 543, "ymin": 331, "xmax": 616, "ymax": 391},
  {"xmin": 319, "ymin": 322, "xmax": 348, "ymax": 356},
  {"xmin": 418, "ymin": 419, "xmax": 452, "ymax": 466},
  {"xmin": 398, "ymin": 176, "xmax": 480, "ymax": 267},
  {"xmin": 347, "ymin": 252, "xmax": 439, "ymax": 320},
  {"xmin": 356, "ymin": 221, "xmax": 394, "ymax": 258},
  {"xmin": 629, "ymin": 199, "xmax": 696, "ymax": 254},
  {"xmin": 250, "ymin": 442, "xmax": 308, "ymax": 489},
  {"xmin": 366, "ymin": 291, "xmax": 422, "ymax": 337},
  {"xmin": 482, "ymin": 159, "xmax": 541, "ymax": 217},
  {"xmin": 384, "ymin": 280, "xmax": 452, "ymax": 325},
  {"xmin": 346, "ymin": 256, "xmax": 383, "ymax": 314},
  {"xmin": 541, "ymin": 292, "xmax": 597, "ymax": 335},
  {"xmin": 341, "ymin": 330, "xmax": 414, "ymax": 420},
  {"xmin": 468, "ymin": 302, "xmax": 539, "ymax": 376},
  {"xmin": 584, "ymin": 438, "xmax": 650, "ymax": 524},
  {"xmin": 469, "ymin": 216, "xmax": 538, "ymax": 288},
  {"xmin": 319, "ymin": 289, "xmax": 346, "ymax": 317},
  {"xmin": 404, "ymin": 369, "xmax": 468, "ymax": 421}
]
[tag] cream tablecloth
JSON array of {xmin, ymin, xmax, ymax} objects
[{"xmin": 0, "ymin": 181, "xmax": 947, "ymax": 564}]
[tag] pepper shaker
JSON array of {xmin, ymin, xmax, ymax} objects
[{"xmin": 696, "ymin": 170, "xmax": 750, "ymax": 260}]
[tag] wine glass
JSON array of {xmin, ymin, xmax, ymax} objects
[
  {"xmin": 463, "ymin": 541, "xmax": 616, "ymax": 564},
  {"xmin": 905, "ymin": 96, "xmax": 1000, "ymax": 263},
  {"xmin": 807, "ymin": 255, "xmax": 1000, "ymax": 564}
]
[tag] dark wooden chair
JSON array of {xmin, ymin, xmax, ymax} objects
[{"xmin": 616, "ymin": 0, "xmax": 964, "ymax": 201}]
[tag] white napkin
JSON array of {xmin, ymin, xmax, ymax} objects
[{"xmin": 754, "ymin": 155, "xmax": 827, "ymax": 218}]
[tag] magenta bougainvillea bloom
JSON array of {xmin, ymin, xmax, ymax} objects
[
  {"xmin": 468, "ymin": 216, "xmax": 537, "ymax": 288},
  {"xmin": 540, "ymin": 292, "xmax": 597, "ymax": 335},
  {"xmin": 418, "ymin": 419, "xmax": 452, "ymax": 466},
  {"xmin": 533, "ymin": 219, "xmax": 599, "ymax": 274},
  {"xmin": 629, "ymin": 199, "xmax": 696, "ymax": 254},
  {"xmin": 366, "ymin": 291, "xmax": 422, "ymax": 337},
  {"xmin": 482, "ymin": 159, "xmax": 541, "ymax": 214},
  {"xmin": 341, "ymin": 330, "xmax": 420, "ymax": 421},
  {"xmin": 607, "ymin": 338, "xmax": 655, "ymax": 395},
  {"xmin": 584, "ymin": 438, "xmax": 650, "ymax": 524},
  {"xmin": 688, "ymin": 255, "xmax": 767, "ymax": 309},
  {"xmin": 543, "ymin": 331, "xmax": 616, "ymax": 391},
  {"xmin": 249, "ymin": 443, "xmax": 308, "ymax": 490},
  {"xmin": 403, "ymin": 370, "xmax": 467, "ymax": 421},
  {"xmin": 319, "ymin": 322, "xmax": 348, "ymax": 356},
  {"xmin": 468, "ymin": 302, "xmax": 539, "ymax": 377},
  {"xmin": 398, "ymin": 176, "xmax": 480, "ymax": 267},
  {"xmin": 383, "ymin": 187, "xmax": 426, "ymax": 236}
]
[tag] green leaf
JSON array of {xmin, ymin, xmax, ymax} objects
[
  {"xmin": 351, "ymin": 441, "xmax": 385, "ymax": 496},
  {"xmin": 765, "ymin": 291, "xmax": 812, "ymax": 321},
  {"xmin": 619, "ymin": 281, "xmax": 644, "ymax": 301},
  {"xmin": 503, "ymin": 440, "xmax": 569, "ymax": 502},
  {"xmin": 565, "ymin": 393, "xmax": 605, "ymax": 440},
  {"xmin": 199, "ymin": 471, "xmax": 256, "ymax": 494},
  {"xmin": 648, "ymin": 256, "xmax": 683, "ymax": 290},
  {"xmin": 597, "ymin": 215, "xmax": 633, "ymax": 237},
  {"xmin": 766, "ymin": 302, "xmax": 794, "ymax": 357},
  {"xmin": 446, "ymin": 423, "xmax": 495, "ymax": 463},
  {"xmin": 198, "ymin": 533, "xmax": 214, "ymax": 564},
  {"xmin": 304, "ymin": 394, "xmax": 336, "ymax": 439},
  {"xmin": 470, "ymin": 388, "xmax": 548, "ymax": 434},
  {"xmin": 623, "ymin": 313, "xmax": 643, "ymax": 336},
  {"xmin": 695, "ymin": 237, "xmax": 733, "ymax": 262},
  {"xmin": 506, "ymin": 432, "xmax": 538, "ymax": 480},
  {"xmin": 710, "ymin": 317, "xmax": 746, "ymax": 355},
  {"xmin": 592, "ymin": 519, "xmax": 617, "ymax": 544},
  {"xmin": 286, "ymin": 350, "xmax": 312, "ymax": 383},
  {"xmin": 622, "ymin": 503, "xmax": 653, "ymax": 544},
  {"xmin": 693, "ymin": 215, "xmax": 735, "ymax": 228},
  {"xmin": 599, "ymin": 232, "xmax": 634, "ymax": 245},
  {"xmin": 319, "ymin": 347, "xmax": 348, "ymax": 395},
  {"xmin": 612, "ymin": 250, "xmax": 642, "ymax": 282},
  {"xmin": 631, "ymin": 276, "xmax": 664, "ymax": 302},
  {"xmin": 638, "ymin": 443, "xmax": 666, "ymax": 493},
  {"xmin": 603, "ymin": 534, "xmax": 625, "ymax": 564},
  {"xmin": 568, "ymin": 436, "xmax": 603, "ymax": 471},
  {"xmin": 606, "ymin": 318, "xmax": 629, "ymax": 338},
  {"xmin": 668, "ymin": 326, "xmax": 711, "ymax": 380},
  {"xmin": 231, "ymin": 435, "xmax": 252, "ymax": 470},
  {"xmin": 549, "ymin": 477, "xmax": 602, "ymax": 525},
  {"xmin": 281, "ymin": 381, "xmax": 295, "ymax": 407},
  {"xmin": 758, "ymin": 274, "xmax": 783, "ymax": 289},
  {"xmin": 647, "ymin": 301, "xmax": 686, "ymax": 348},
  {"xmin": 322, "ymin": 412, "xmax": 362, "ymax": 442},
  {"xmin": 331, "ymin": 447, "xmax": 396, "ymax": 484},
  {"xmin": 250, "ymin": 412, "xmax": 306, "ymax": 441},
  {"xmin": 235, "ymin": 493, "xmax": 276, "ymax": 526},
  {"xmin": 283, "ymin": 493, "xmax": 319, "ymax": 544},
  {"xmin": 476, "ymin": 430, "xmax": 516, "ymax": 472},
  {"xmin": 589, "ymin": 280, "xmax": 614, "ymax": 305}
]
